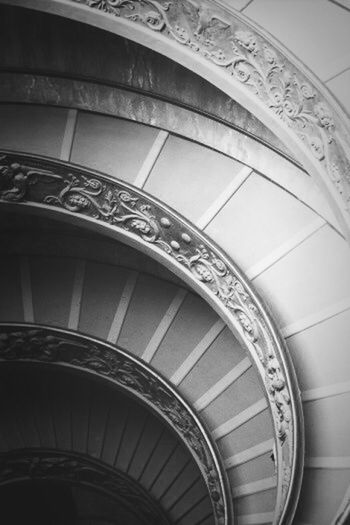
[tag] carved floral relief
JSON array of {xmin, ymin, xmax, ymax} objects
[
  {"xmin": 0, "ymin": 151, "xmax": 302, "ymax": 523},
  {"xmin": 0, "ymin": 326, "xmax": 226, "ymax": 524},
  {"xmin": 71, "ymin": 0, "xmax": 350, "ymax": 221}
]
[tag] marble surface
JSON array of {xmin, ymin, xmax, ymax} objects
[
  {"xmin": 0, "ymin": 4, "xmax": 292, "ymax": 159},
  {"xmin": 0, "ymin": 73, "xmax": 339, "ymax": 232},
  {"xmin": 0, "ymin": 72, "xmax": 297, "ymax": 170}
]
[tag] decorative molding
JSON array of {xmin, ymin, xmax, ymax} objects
[
  {"xmin": 0, "ymin": 72, "xmax": 298, "ymax": 169},
  {"xmin": 0, "ymin": 324, "xmax": 227, "ymax": 525},
  {"xmin": 0, "ymin": 151, "xmax": 303, "ymax": 524},
  {"xmin": 0, "ymin": 449, "xmax": 171, "ymax": 525},
  {"xmin": 60, "ymin": 0, "xmax": 350, "ymax": 236},
  {"xmin": 0, "ymin": 71, "xmax": 340, "ymax": 232}
]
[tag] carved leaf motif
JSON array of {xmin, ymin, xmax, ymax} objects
[
  {"xmin": 7, "ymin": 157, "xmax": 292, "ymax": 456},
  {"xmin": 0, "ymin": 326, "xmax": 227, "ymax": 524},
  {"xmin": 0, "ymin": 152, "xmax": 300, "ymax": 523},
  {"xmin": 86, "ymin": 0, "xmax": 134, "ymax": 15},
  {"xmin": 0, "ymin": 158, "xmax": 60, "ymax": 202},
  {"xmin": 71, "ymin": 0, "xmax": 350, "ymax": 210}
]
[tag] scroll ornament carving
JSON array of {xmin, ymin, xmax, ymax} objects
[
  {"xmin": 0, "ymin": 451, "xmax": 171, "ymax": 524},
  {"xmin": 0, "ymin": 327, "xmax": 225, "ymax": 524},
  {"xmin": 0, "ymin": 152, "xmax": 300, "ymax": 522},
  {"xmin": 0, "ymin": 155, "xmax": 61, "ymax": 201},
  {"xmin": 73, "ymin": 0, "xmax": 350, "ymax": 214}
]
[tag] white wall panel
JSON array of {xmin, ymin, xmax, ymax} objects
[
  {"xmin": 304, "ymin": 393, "xmax": 350, "ymax": 457},
  {"xmin": 71, "ymin": 112, "xmax": 158, "ymax": 183},
  {"xmin": 244, "ymin": 0, "xmax": 350, "ymax": 81},
  {"xmin": 296, "ymin": 469, "xmax": 350, "ymax": 525},
  {"xmin": 254, "ymin": 226, "xmax": 350, "ymax": 329},
  {"xmin": 206, "ymin": 173, "xmax": 317, "ymax": 271},
  {"xmin": 0, "ymin": 103, "xmax": 68, "ymax": 157},
  {"xmin": 145, "ymin": 135, "xmax": 244, "ymax": 223},
  {"xmin": 288, "ymin": 309, "xmax": 350, "ymax": 391},
  {"xmin": 327, "ymin": 68, "xmax": 350, "ymax": 115}
]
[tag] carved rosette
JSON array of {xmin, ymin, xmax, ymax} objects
[
  {"xmin": 0, "ymin": 325, "xmax": 227, "ymax": 524},
  {"xmin": 0, "ymin": 151, "xmax": 302, "ymax": 523},
  {"xmin": 71, "ymin": 0, "xmax": 350, "ymax": 225},
  {"xmin": 0, "ymin": 450, "xmax": 171, "ymax": 524}
]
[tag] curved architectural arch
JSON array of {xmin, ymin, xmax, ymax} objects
[
  {"xmin": 0, "ymin": 150, "xmax": 304, "ymax": 524},
  {"xmin": 0, "ymin": 74, "xmax": 339, "ymax": 233},
  {"xmin": 3, "ymin": 0, "xmax": 350, "ymax": 240},
  {"xmin": 0, "ymin": 449, "xmax": 172, "ymax": 525},
  {"xmin": 1, "ymin": 4, "xmax": 350, "ymax": 524},
  {"xmin": 0, "ymin": 324, "xmax": 231, "ymax": 525}
]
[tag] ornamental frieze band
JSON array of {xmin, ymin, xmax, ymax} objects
[
  {"xmin": 0, "ymin": 151, "xmax": 303, "ymax": 524},
  {"xmin": 68, "ymin": 0, "xmax": 350, "ymax": 232},
  {"xmin": 0, "ymin": 450, "xmax": 172, "ymax": 525},
  {"xmin": 0, "ymin": 325, "xmax": 230, "ymax": 525}
]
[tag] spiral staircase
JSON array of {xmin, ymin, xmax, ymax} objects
[
  {"xmin": 0, "ymin": 218, "xmax": 277, "ymax": 523},
  {"xmin": 0, "ymin": 2, "xmax": 350, "ymax": 525}
]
